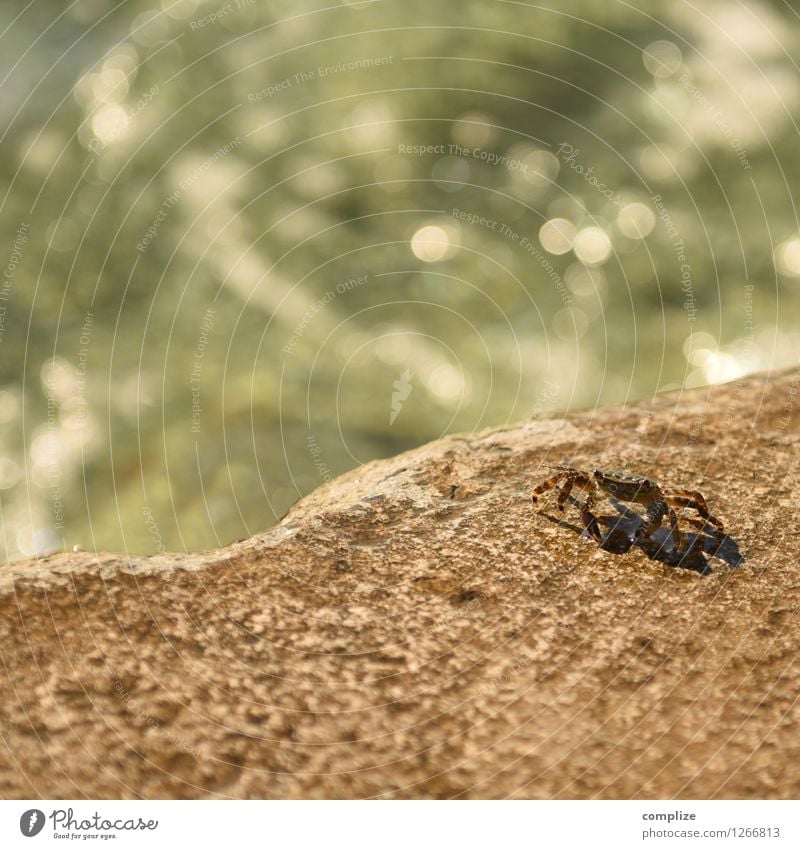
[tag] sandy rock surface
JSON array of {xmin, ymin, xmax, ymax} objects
[{"xmin": 1, "ymin": 369, "xmax": 799, "ymax": 799}]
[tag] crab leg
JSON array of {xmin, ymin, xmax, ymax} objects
[
  {"xmin": 664, "ymin": 494, "xmax": 724, "ymax": 532},
  {"xmin": 579, "ymin": 485, "xmax": 602, "ymax": 542},
  {"xmin": 532, "ymin": 467, "xmax": 601, "ymax": 541},
  {"xmin": 635, "ymin": 499, "xmax": 670, "ymax": 544},
  {"xmin": 556, "ymin": 476, "xmax": 575, "ymax": 511},
  {"xmin": 666, "ymin": 504, "xmax": 681, "ymax": 550},
  {"xmin": 531, "ymin": 470, "xmax": 569, "ymax": 505}
]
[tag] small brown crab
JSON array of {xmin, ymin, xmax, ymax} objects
[{"xmin": 531, "ymin": 466, "xmax": 724, "ymax": 549}]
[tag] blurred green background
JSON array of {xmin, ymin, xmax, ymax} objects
[{"xmin": 1, "ymin": 0, "xmax": 799, "ymax": 558}]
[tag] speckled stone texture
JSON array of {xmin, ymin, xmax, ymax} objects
[{"xmin": 1, "ymin": 368, "xmax": 799, "ymax": 799}]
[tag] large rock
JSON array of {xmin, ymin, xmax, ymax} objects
[{"xmin": 1, "ymin": 369, "xmax": 799, "ymax": 799}]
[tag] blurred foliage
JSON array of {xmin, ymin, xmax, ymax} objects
[{"xmin": 1, "ymin": 0, "xmax": 799, "ymax": 557}]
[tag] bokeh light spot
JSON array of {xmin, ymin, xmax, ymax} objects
[
  {"xmin": 91, "ymin": 104, "xmax": 130, "ymax": 145},
  {"xmin": 643, "ymin": 40, "xmax": 683, "ymax": 77},
  {"xmin": 775, "ymin": 237, "xmax": 800, "ymax": 276},
  {"xmin": 617, "ymin": 203, "xmax": 655, "ymax": 239},
  {"xmin": 539, "ymin": 218, "xmax": 576, "ymax": 255},
  {"xmin": 411, "ymin": 226, "xmax": 452, "ymax": 262},
  {"xmin": 573, "ymin": 227, "xmax": 612, "ymax": 265}
]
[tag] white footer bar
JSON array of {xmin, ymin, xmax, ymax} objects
[{"xmin": 1, "ymin": 800, "xmax": 797, "ymax": 848}]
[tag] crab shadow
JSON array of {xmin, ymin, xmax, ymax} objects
[{"xmin": 538, "ymin": 498, "xmax": 744, "ymax": 576}]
